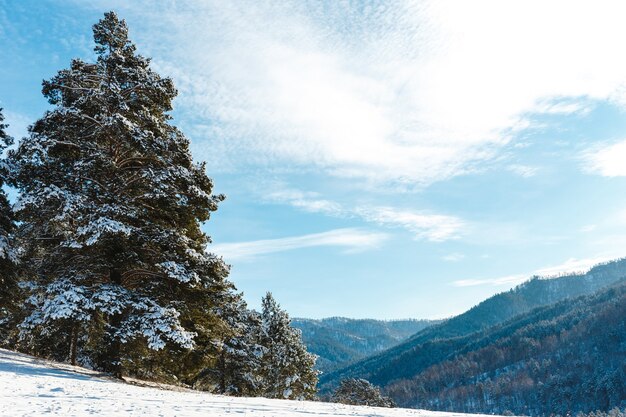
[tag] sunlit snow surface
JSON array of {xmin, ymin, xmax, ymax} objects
[{"xmin": 0, "ymin": 349, "xmax": 498, "ymax": 417}]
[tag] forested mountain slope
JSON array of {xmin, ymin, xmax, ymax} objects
[
  {"xmin": 292, "ymin": 318, "xmax": 439, "ymax": 372},
  {"xmin": 320, "ymin": 258, "xmax": 626, "ymax": 392},
  {"xmin": 385, "ymin": 279, "xmax": 626, "ymax": 416}
]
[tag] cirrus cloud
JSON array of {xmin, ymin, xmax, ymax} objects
[
  {"xmin": 210, "ymin": 228, "xmax": 389, "ymax": 261},
  {"xmin": 451, "ymin": 255, "xmax": 618, "ymax": 287},
  {"xmin": 71, "ymin": 0, "xmax": 626, "ymax": 186},
  {"xmin": 266, "ymin": 186, "xmax": 466, "ymax": 242}
]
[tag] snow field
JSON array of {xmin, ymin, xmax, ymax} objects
[{"xmin": 0, "ymin": 349, "xmax": 500, "ymax": 417}]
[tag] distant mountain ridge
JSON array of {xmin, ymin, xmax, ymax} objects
[
  {"xmin": 385, "ymin": 278, "xmax": 626, "ymax": 416},
  {"xmin": 291, "ymin": 317, "xmax": 439, "ymax": 373},
  {"xmin": 319, "ymin": 257, "xmax": 626, "ymax": 402}
]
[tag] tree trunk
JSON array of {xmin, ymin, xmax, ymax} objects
[
  {"xmin": 107, "ymin": 267, "xmax": 123, "ymax": 379},
  {"xmin": 69, "ymin": 323, "xmax": 78, "ymax": 366},
  {"xmin": 219, "ymin": 349, "xmax": 226, "ymax": 394}
]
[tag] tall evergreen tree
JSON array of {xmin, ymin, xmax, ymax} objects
[
  {"xmin": 258, "ymin": 292, "xmax": 318, "ymax": 400},
  {"xmin": 10, "ymin": 12, "xmax": 230, "ymax": 375},
  {"xmin": 0, "ymin": 108, "xmax": 17, "ymax": 337}
]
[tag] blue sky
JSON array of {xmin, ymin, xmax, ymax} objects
[{"xmin": 3, "ymin": 0, "xmax": 626, "ymax": 319}]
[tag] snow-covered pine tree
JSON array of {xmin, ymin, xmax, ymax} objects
[
  {"xmin": 10, "ymin": 12, "xmax": 230, "ymax": 375},
  {"xmin": 215, "ymin": 294, "xmax": 265, "ymax": 396},
  {"xmin": 331, "ymin": 378, "xmax": 395, "ymax": 408},
  {"xmin": 193, "ymin": 291, "xmax": 265, "ymax": 396},
  {"xmin": 118, "ymin": 274, "xmax": 237, "ymax": 384},
  {"xmin": 258, "ymin": 292, "xmax": 318, "ymax": 400},
  {"xmin": 0, "ymin": 108, "xmax": 17, "ymax": 339}
]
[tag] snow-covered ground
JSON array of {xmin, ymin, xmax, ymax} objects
[{"xmin": 0, "ymin": 349, "xmax": 496, "ymax": 417}]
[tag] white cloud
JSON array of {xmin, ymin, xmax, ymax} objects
[
  {"xmin": 532, "ymin": 97, "xmax": 594, "ymax": 116},
  {"xmin": 452, "ymin": 274, "xmax": 526, "ymax": 288},
  {"xmin": 584, "ymin": 139, "xmax": 626, "ymax": 177},
  {"xmin": 356, "ymin": 206, "xmax": 465, "ymax": 242},
  {"xmin": 442, "ymin": 253, "xmax": 465, "ymax": 262},
  {"xmin": 533, "ymin": 256, "xmax": 613, "ymax": 277},
  {"xmin": 267, "ymin": 186, "xmax": 465, "ymax": 242},
  {"xmin": 507, "ymin": 165, "xmax": 539, "ymax": 178},
  {"xmin": 74, "ymin": 0, "xmax": 626, "ymax": 185},
  {"xmin": 266, "ymin": 189, "xmax": 343, "ymax": 216},
  {"xmin": 451, "ymin": 255, "xmax": 617, "ymax": 287},
  {"xmin": 210, "ymin": 228, "xmax": 388, "ymax": 261}
]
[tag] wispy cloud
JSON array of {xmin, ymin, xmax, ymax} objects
[
  {"xmin": 72, "ymin": 0, "xmax": 626, "ymax": 186},
  {"xmin": 266, "ymin": 189, "xmax": 343, "ymax": 216},
  {"xmin": 507, "ymin": 164, "xmax": 539, "ymax": 178},
  {"xmin": 356, "ymin": 206, "xmax": 465, "ymax": 242},
  {"xmin": 532, "ymin": 257, "xmax": 614, "ymax": 277},
  {"xmin": 442, "ymin": 253, "xmax": 465, "ymax": 262},
  {"xmin": 267, "ymin": 186, "xmax": 465, "ymax": 242},
  {"xmin": 210, "ymin": 228, "xmax": 388, "ymax": 261},
  {"xmin": 451, "ymin": 255, "xmax": 617, "ymax": 287},
  {"xmin": 452, "ymin": 274, "xmax": 526, "ymax": 288},
  {"xmin": 583, "ymin": 139, "xmax": 626, "ymax": 177},
  {"xmin": 531, "ymin": 97, "xmax": 594, "ymax": 116}
]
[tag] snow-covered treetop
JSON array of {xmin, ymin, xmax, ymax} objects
[
  {"xmin": 93, "ymin": 11, "xmax": 134, "ymax": 57},
  {"xmin": 11, "ymin": 11, "xmax": 226, "ymax": 284}
]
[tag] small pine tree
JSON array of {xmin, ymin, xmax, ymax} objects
[
  {"xmin": 10, "ymin": 12, "xmax": 230, "ymax": 375},
  {"xmin": 258, "ymin": 292, "xmax": 318, "ymax": 400},
  {"xmin": 219, "ymin": 307, "xmax": 265, "ymax": 396},
  {"xmin": 0, "ymin": 108, "xmax": 17, "ymax": 340},
  {"xmin": 194, "ymin": 292, "xmax": 265, "ymax": 396},
  {"xmin": 331, "ymin": 378, "xmax": 396, "ymax": 408}
]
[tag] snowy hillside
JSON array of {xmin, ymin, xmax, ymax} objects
[{"xmin": 0, "ymin": 349, "xmax": 499, "ymax": 417}]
